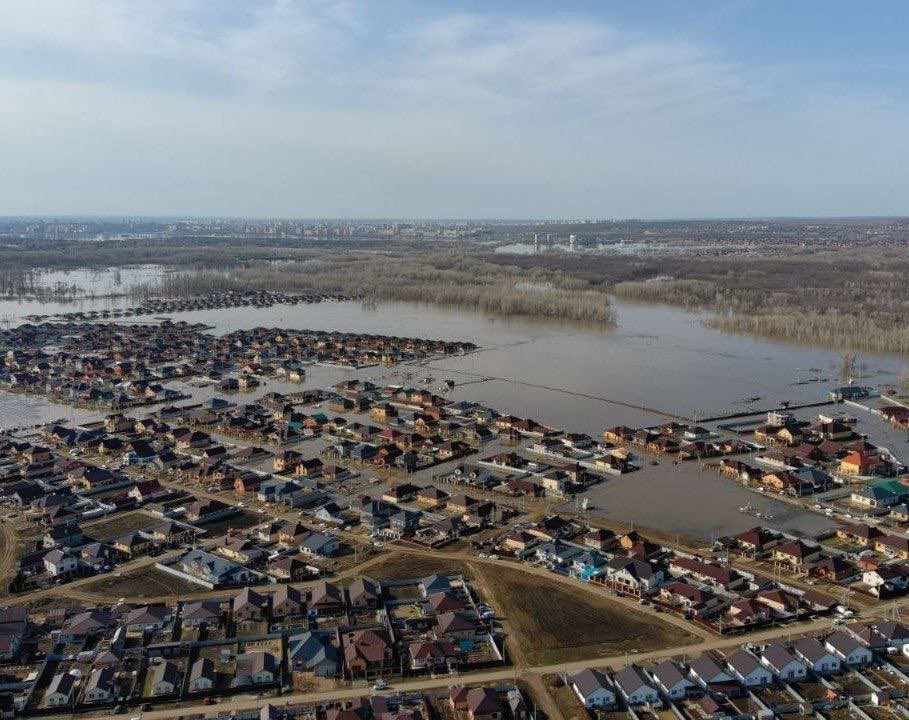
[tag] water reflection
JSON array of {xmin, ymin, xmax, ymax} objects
[{"xmin": 1, "ymin": 294, "xmax": 901, "ymax": 539}]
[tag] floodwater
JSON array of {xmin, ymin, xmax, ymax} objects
[
  {"xmin": 136, "ymin": 297, "xmax": 903, "ymax": 425},
  {"xmin": 571, "ymin": 460, "xmax": 835, "ymax": 540},
  {"xmin": 0, "ymin": 265, "xmax": 169, "ymax": 324},
  {"xmin": 32, "ymin": 265, "xmax": 170, "ymax": 294},
  {"xmin": 1, "ymin": 287, "xmax": 905, "ymax": 539}
]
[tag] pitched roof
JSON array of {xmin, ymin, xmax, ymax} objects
[
  {"xmin": 726, "ymin": 649, "xmax": 764, "ymax": 677},
  {"xmin": 794, "ymin": 637, "xmax": 834, "ymax": 664},
  {"xmin": 651, "ymin": 661, "xmax": 689, "ymax": 691},
  {"xmin": 761, "ymin": 642, "xmax": 803, "ymax": 672},
  {"xmin": 826, "ymin": 630, "xmax": 866, "ymax": 655},
  {"xmin": 614, "ymin": 664, "xmax": 654, "ymax": 695}
]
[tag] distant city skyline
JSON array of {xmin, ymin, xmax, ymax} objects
[{"xmin": 2, "ymin": 1, "xmax": 908, "ymax": 219}]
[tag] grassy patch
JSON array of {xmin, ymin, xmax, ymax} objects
[
  {"xmin": 365, "ymin": 552, "xmax": 473, "ymax": 582},
  {"xmin": 199, "ymin": 509, "xmax": 262, "ymax": 537},
  {"xmin": 82, "ymin": 566, "xmax": 205, "ymax": 599},
  {"xmin": 82, "ymin": 510, "xmax": 159, "ymax": 540},
  {"xmin": 476, "ymin": 564, "xmax": 697, "ymax": 665}
]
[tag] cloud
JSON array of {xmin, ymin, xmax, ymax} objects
[
  {"xmin": 0, "ymin": 1, "xmax": 906, "ymax": 217},
  {"xmin": 0, "ymin": 0, "xmax": 362, "ymax": 96},
  {"xmin": 406, "ymin": 14, "xmax": 757, "ymax": 117}
]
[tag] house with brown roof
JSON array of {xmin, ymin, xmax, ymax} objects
[
  {"xmin": 837, "ymin": 523, "xmax": 883, "ymax": 546},
  {"xmin": 233, "ymin": 588, "xmax": 270, "ymax": 622},
  {"xmin": 434, "ymin": 611, "xmax": 479, "ymax": 640},
  {"xmin": 409, "ymin": 639, "xmax": 458, "ymax": 673},
  {"xmin": 583, "ymin": 528, "xmax": 616, "ymax": 550},
  {"xmin": 341, "ymin": 627, "xmax": 395, "ymax": 678},
  {"xmin": 416, "ymin": 485, "xmax": 449, "ymax": 509},
  {"xmin": 772, "ymin": 540, "xmax": 822, "ymax": 568},
  {"xmin": 310, "ymin": 582, "xmax": 345, "ymax": 616},
  {"xmin": 670, "ymin": 556, "xmax": 744, "ymax": 590},
  {"xmin": 733, "ymin": 527, "xmax": 776, "ymax": 554},
  {"xmin": 348, "ymin": 577, "xmax": 381, "ymax": 610},
  {"xmin": 450, "ymin": 687, "xmax": 505, "ymax": 720},
  {"xmin": 808, "ymin": 556, "xmax": 856, "ymax": 582},
  {"xmin": 181, "ymin": 600, "xmax": 221, "ymax": 628},
  {"xmin": 604, "ymin": 426, "xmax": 635, "ymax": 444},
  {"xmin": 466, "ymin": 687, "xmax": 504, "ymax": 720},
  {"xmin": 756, "ymin": 588, "xmax": 800, "ymax": 617},
  {"xmin": 727, "ymin": 599, "xmax": 769, "ymax": 626},
  {"xmin": 876, "ymin": 534, "xmax": 909, "ymax": 560},
  {"xmin": 268, "ymin": 555, "xmax": 311, "ymax": 582}
]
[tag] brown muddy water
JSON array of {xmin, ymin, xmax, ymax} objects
[{"xmin": 1, "ymin": 291, "xmax": 904, "ymax": 540}]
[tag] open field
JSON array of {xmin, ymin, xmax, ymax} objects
[
  {"xmin": 10, "ymin": 594, "xmax": 81, "ymax": 616},
  {"xmin": 80, "ymin": 566, "xmax": 205, "ymax": 599},
  {"xmin": 0, "ymin": 522, "xmax": 22, "ymax": 596},
  {"xmin": 364, "ymin": 551, "xmax": 473, "ymax": 581},
  {"xmin": 542, "ymin": 673, "xmax": 599, "ymax": 720},
  {"xmin": 198, "ymin": 509, "xmax": 262, "ymax": 537},
  {"xmin": 82, "ymin": 510, "xmax": 159, "ymax": 540},
  {"xmin": 475, "ymin": 564, "xmax": 697, "ymax": 665}
]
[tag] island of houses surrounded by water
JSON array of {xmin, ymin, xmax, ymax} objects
[{"xmin": 1, "ymin": 308, "xmax": 909, "ymax": 720}]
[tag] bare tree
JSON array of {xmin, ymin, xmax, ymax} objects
[{"xmin": 840, "ymin": 353, "xmax": 857, "ymax": 385}]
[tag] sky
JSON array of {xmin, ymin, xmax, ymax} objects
[{"xmin": 1, "ymin": 0, "xmax": 908, "ymax": 219}]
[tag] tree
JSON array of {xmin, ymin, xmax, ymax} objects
[{"xmin": 840, "ymin": 352, "xmax": 857, "ymax": 385}]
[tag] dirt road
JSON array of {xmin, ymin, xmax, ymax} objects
[{"xmin": 74, "ymin": 610, "xmax": 853, "ymax": 720}]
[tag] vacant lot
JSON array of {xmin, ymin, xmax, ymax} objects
[
  {"xmin": 82, "ymin": 510, "xmax": 159, "ymax": 540},
  {"xmin": 82, "ymin": 566, "xmax": 204, "ymax": 599},
  {"xmin": 0, "ymin": 522, "xmax": 23, "ymax": 597},
  {"xmin": 200, "ymin": 509, "xmax": 261, "ymax": 537},
  {"xmin": 476, "ymin": 564, "xmax": 696, "ymax": 665},
  {"xmin": 365, "ymin": 552, "xmax": 473, "ymax": 582},
  {"xmin": 8, "ymin": 594, "xmax": 75, "ymax": 616},
  {"xmin": 543, "ymin": 674, "xmax": 599, "ymax": 720}
]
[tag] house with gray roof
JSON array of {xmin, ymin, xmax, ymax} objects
[
  {"xmin": 232, "ymin": 651, "xmax": 279, "ymax": 687},
  {"xmin": 151, "ymin": 660, "xmax": 180, "ymax": 696},
  {"xmin": 289, "ymin": 632, "xmax": 340, "ymax": 676},
  {"xmin": 84, "ymin": 667, "xmax": 116, "ymax": 704},
  {"xmin": 570, "ymin": 668, "xmax": 616, "ymax": 709},
  {"xmin": 300, "ymin": 531, "xmax": 340, "ymax": 557},
  {"xmin": 825, "ymin": 630, "xmax": 873, "ymax": 667},
  {"xmin": 761, "ymin": 642, "xmax": 807, "ymax": 681},
  {"xmin": 689, "ymin": 653, "xmax": 735, "ymax": 687},
  {"xmin": 650, "ymin": 660, "xmax": 695, "ymax": 699},
  {"xmin": 189, "ymin": 657, "xmax": 216, "ymax": 693},
  {"xmin": 45, "ymin": 671, "xmax": 78, "ymax": 707},
  {"xmin": 606, "ymin": 557, "xmax": 664, "ymax": 592},
  {"xmin": 793, "ymin": 637, "xmax": 841, "ymax": 675},
  {"xmin": 420, "ymin": 574, "xmax": 452, "ymax": 596},
  {"xmin": 176, "ymin": 548, "xmax": 264, "ymax": 588},
  {"xmin": 726, "ymin": 649, "xmax": 772, "ymax": 687},
  {"xmin": 614, "ymin": 664, "xmax": 660, "ymax": 707}
]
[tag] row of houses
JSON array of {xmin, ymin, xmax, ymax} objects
[{"xmin": 571, "ymin": 620, "xmax": 909, "ymax": 716}]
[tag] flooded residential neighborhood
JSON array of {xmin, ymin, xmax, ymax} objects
[{"xmin": 3, "ymin": 3, "xmax": 909, "ymax": 718}]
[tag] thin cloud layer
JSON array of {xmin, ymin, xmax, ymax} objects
[{"xmin": 0, "ymin": 1, "xmax": 906, "ymax": 217}]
